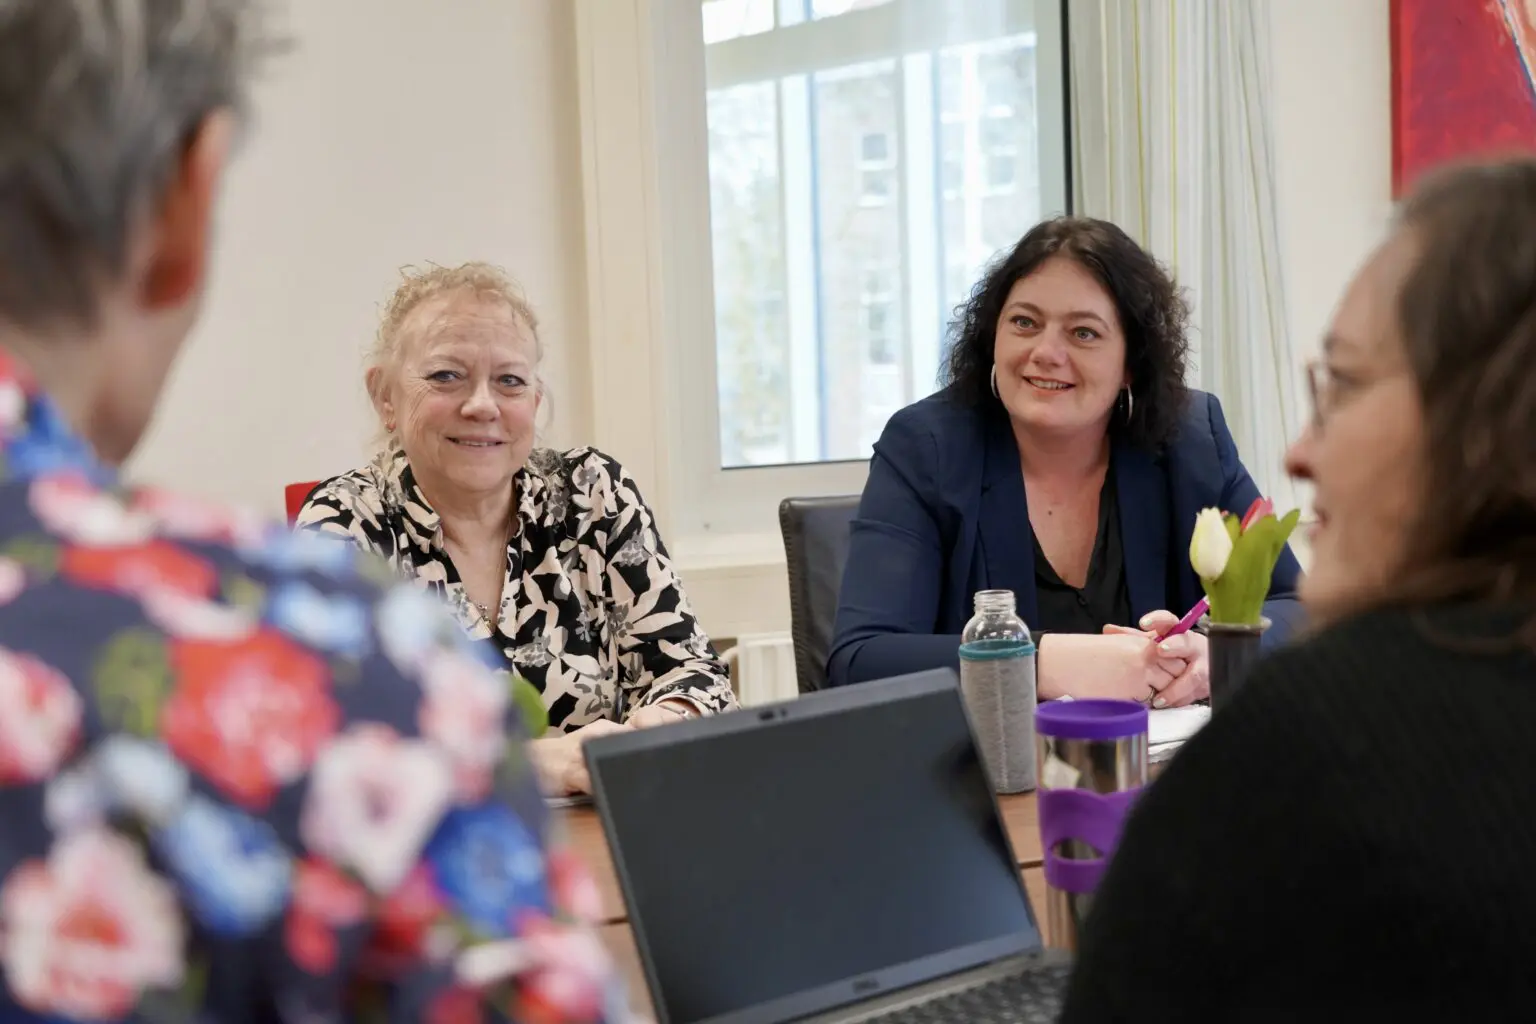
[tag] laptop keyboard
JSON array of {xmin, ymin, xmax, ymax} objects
[{"xmin": 863, "ymin": 964, "xmax": 1070, "ymax": 1023}]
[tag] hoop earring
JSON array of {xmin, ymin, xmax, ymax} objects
[
  {"xmin": 990, "ymin": 366, "xmax": 999, "ymax": 398},
  {"xmin": 1122, "ymin": 388, "xmax": 1134, "ymax": 424}
]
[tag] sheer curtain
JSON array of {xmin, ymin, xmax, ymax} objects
[{"xmin": 1068, "ymin": 0, "xmax": 1304, "ymax": 513}]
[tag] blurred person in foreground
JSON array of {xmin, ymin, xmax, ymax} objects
[
  {"xmin": 1061, "ymin": 158, "xmax": 1536, "ymax": 1017},
  {"xmin": 0, "ymin": 1, "xmax": 629, "ymax": 1020}
]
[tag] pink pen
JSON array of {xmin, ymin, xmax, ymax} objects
[{"xmin": 1154, "ymin": 597, "xmax": 1207, "ymax": 641}]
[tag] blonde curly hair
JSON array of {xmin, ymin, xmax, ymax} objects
[
  {"xmin": 368, "ymin": 261, "xmax": 542, "ymax": 378},
  {"xmin": 365, "ymin": 262, "xmax": 546, "ymax": 443}
]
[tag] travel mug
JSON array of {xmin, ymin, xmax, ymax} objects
[{"xmin": 1035, "ymin": 699, "xmax": 1148, "ymax": 951}]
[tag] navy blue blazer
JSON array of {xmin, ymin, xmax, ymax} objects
[{"xmin": 827, "ymin": 389, "xmax": 1304, "ymax": 687}]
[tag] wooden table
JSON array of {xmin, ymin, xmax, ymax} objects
[{"xmin": 561, "ymin": 793, "xmax": 1049, "ymax": 1016}]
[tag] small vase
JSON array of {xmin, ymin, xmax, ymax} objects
[{"xmin": 1202, "ymin": 615, "xmax": 1271, "ymax": 712}]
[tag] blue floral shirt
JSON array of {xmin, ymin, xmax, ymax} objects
[{"xmin": 0, "ymin": 352, "xmax": 631, "ymax": 1022}]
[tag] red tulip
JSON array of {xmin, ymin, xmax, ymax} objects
[{"xmin": 1239, "ymin": 496, "xmax": 1274, "ymax": 532}]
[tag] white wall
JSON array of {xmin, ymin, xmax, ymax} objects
[
  {"xmin": 127, "ymin": 0, "xmax": 592, "ymax": 516},
  {"xmin": 1270, "ymin": 0, "xmax": 1393, "ymax": 365},
  {"xmin": 1269, "ymin": 0, "xmax": 1391, "ymax": 566}
]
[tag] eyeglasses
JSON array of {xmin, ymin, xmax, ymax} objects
[
  {"xmin": 1305, "ymin": 359, "xmax": 1403, "ymax": 430},
  {"xmin": 1304, "ymin": 361, "xmax": 1328, "ymax": 430}
]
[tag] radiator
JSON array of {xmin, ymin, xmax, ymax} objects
[{"xmin": 721, "ymin": 632, "xmax": 799, "ymax": 707}]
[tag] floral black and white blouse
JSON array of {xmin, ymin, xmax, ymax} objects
[{"xmin": 297, "ymin": 444, "xmax": 737, "ymax": 732}]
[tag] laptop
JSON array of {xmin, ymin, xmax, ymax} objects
[{"xmin": 584, "ymin": 668, "xmax": 1071, "ymax": 1024}]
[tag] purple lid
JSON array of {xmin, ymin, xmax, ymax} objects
[{"xmin": 1036, "ymin": 699, "xmax": 1148, "ymax": 741}]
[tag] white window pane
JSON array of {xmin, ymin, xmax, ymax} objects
[
  {"xmin": 937, "ymin": 36, "xmax": 1042, "ymax": 314},
  {"xmin": 945, "ymin": 260, "xmax": 972, "ymax": 311},
  {"xmin": 860, "ymin": 131, "xmax": 890, "ymax": 163},
  {"xmin": 860, "ymin": 168, "xmax": 893, "ymax": 203},
  {"xmin": 982, "ymin": 116, "xmax": 1019, "ymax": 191},
  {"xmin": 702, "ymin": 0, "xmax": 776, "ymax": 45},
  {"xmin": 702, "ymin": 6, "xmax": 1063, "ymax": 469},
  {"xmin": 864, "ymin": 300, "xmax": 889, "ymax": 334},
  {"xmin": 706, "ymin": 83, "xmax": 792, "ymax": 467},
  {"xmin": 811, "ymin": 0, "xmax": 895, "ymax": 19},
  {"xmin": 987, "ymin": 154, "xmax": 1017, "ymax": 191},
  {"xmin": 940, "ymin": 120, "xmax": 965, "ymax": 195},
  {"xmin": 978, "ymin": 49, "xmax": 1023, "ymax": 111},
  {"xmin": 982, "ymin": 116, "xmax": 1015, "ymax": 150},
  {"xmin": 815, "ymin": 59, "xmax": 903, "ymax": 461}
]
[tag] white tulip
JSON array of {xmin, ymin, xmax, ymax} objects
[{"xmin": 1189, "ymin": 507, "xmax": 1234, "ymax": 580}]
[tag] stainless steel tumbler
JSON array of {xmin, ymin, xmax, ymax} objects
[{"xmin": 1035, "ymin": 699, "xmax": 1148, "ymax": 951}]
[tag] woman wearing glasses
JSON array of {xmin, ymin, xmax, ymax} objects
[{"xmin": 1061, "ymin": 158, "xmax": 1536, "ymax": 1015}]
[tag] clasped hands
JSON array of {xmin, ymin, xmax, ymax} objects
[
  {"xmin": 1038, "ymin": 610, "xmax": 1209, "ymax": 708},
  {"xmin": 529, "ymin": 698, "xmax": 698, "ymax": 796}
]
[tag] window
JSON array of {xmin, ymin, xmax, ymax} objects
[
  {"xmin": 861, "ymin": 131, "xmax": 890, "ymax": 162},
  {"xmin": 864, "ymin": 302, "xmax": 892, "ymax": 347},
  {"xmin": 982, "ymin": 116, "xmax": 1018, "ymax": 192},
  {"xmin": 862, "ymin": 273, "xmax": 897, "ymax": 364},
  {"xmin": 812, "ymin": 0, "xmax": 897, "ymax": 16},
  {"xmin": 859, "ymin": 130, "xmax": 895, "ymax": 205},
  {"xmin": 701, "ymin": 0, "xmax": 774, "ymax": 45},
  {"xmin": 940, "ymin": 120, "xmax": 966, "ymax": 197},
  {"xmin": 571, "ymin": 0, "xmax": 1069, "ymax": 538},
  {"xmin": 859, "ymin": 129, "xmax": 895, "ymax": 205},
  {"xmin": 979, "ymin": 50, "xmax": 1022, "ymax": 114},
  {"xmin": 700, "ymin": 0, "xmax": 1069, "ymax": 475}
]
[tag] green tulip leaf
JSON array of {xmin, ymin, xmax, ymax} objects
[{"xmin": 1199, "ymin": 510, "xmax": 1301, "ymax": 625}]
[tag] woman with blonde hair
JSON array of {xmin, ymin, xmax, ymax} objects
[{"xmin": 298, "ymin": 262, "xmax": 736, "ymax": 794}]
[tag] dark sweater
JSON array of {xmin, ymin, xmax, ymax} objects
[{"xmin": 1060, "ymin": 602, "xmax": 1536, "ymax": 1019}]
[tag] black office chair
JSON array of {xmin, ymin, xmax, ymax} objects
[{"xmin": 777, "ymin": 495, "xmax": 860, "ymax": 693}]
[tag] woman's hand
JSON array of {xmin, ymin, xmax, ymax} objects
[
  {"xmin": 528, "ymin": 720, "xmax": 633, "ymax": 796},
  {"xmin": 1036, "ymin": 632, "xmax": 1190, "ymax": 704},
  {"xmin": 627, "ymin": 699, "xmax": 700, "ymax": 729},
  {"xmin": 1102, "ymin": 610, "xmax": 1210, "ymax": 707}
]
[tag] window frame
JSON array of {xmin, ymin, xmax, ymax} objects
[{"xmin": 572, "ymin": 0, "xmax": 1070, "ymax": 547}]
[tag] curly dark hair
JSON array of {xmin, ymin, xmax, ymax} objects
[{"xmin": 941, "ymin": 216, "xmax": 1191, "ymax": 450}]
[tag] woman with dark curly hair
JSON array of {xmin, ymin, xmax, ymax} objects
[{"xmin": 827, "ymin": 216, "xmax": 1302, "ymax": 703}]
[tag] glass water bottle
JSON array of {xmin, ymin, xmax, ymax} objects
[{"xmin": 958, "ymin": 589, "xmax": 1038, "ymax": 793}]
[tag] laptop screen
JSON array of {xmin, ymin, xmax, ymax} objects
[{"xmin": 588, "ymin": 672, "xmax": 1040, "ymax": 1024}]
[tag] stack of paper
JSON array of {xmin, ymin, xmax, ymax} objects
[{"xmin": 1148, "ymin": 704, "xmax": 1210, "ymax": 761}]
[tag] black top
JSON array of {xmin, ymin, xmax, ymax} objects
[
  {"xmin": 1031, "ymin": 466, "xmax": 1132, "ymax": 635},
  {"xmin": 1060, "ymin": 601, "xmax": 1536, "ymax": 1017}
]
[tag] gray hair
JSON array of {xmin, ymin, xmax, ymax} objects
[{"xmin": 0, "ymin": 0, "xmax": 278, "ymax": 329}]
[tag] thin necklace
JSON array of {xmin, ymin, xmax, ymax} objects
[
  {"xmin": 472, "ymin": 547, "xmax": 509, "ymax": 624},
  {"xmin": 449, "ymin": 524, "xmax": 513, "ymax": 626},
  {"xmin": 476, "ymin": 517, "xmax": 517, "ymax": 625}
]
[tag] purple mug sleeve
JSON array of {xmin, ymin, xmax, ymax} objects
[{"xmin": 1038, "ymin": 787, "xmax": 1141, "ymax": 895}]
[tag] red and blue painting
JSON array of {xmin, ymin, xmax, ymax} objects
[{"xmin": 1392, "ymin": 0, "xmax": 1536, "ymax": 194}]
